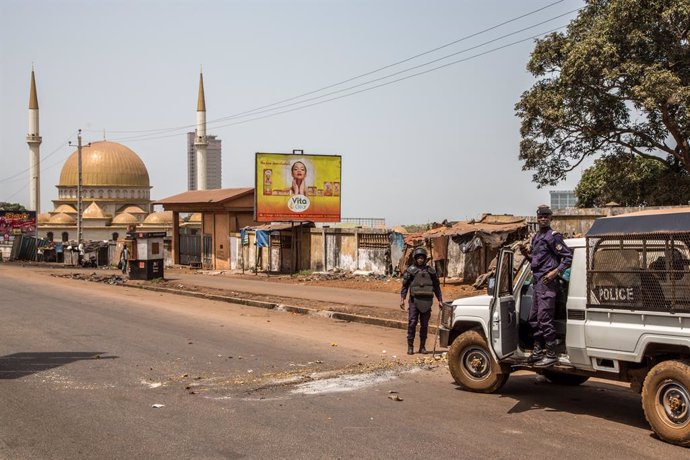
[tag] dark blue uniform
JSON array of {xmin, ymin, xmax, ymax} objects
[
  {"xmin": 401, "ymin": 265, "xmax": 443, "ymax": 345},
  {"xmin": 527, "ymin": 229, "xmax": 572, "ymax": 344}
]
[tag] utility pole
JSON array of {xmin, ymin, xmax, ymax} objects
[{"xmin": 69, "ymin": 130, "xmax": 89, "ymax": 245}]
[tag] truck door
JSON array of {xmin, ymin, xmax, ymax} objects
[{"xmin": 490, "ymin": 248, "xmax": 518, "ymax": 358}]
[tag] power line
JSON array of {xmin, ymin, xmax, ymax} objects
[
  {"xmin": 113, "ymin": 10, "xmax": 578, "ymax": 144},
  {"xmin": 118, "ymin": 24, "xmax": 568, "ymax": 144},
  {"xmin": 209, "ymin": 0, "xmax": 571, "ymax": 122},
  {"xmin": 0, "ymin": 131, "xmax": 77, "ymax": 184},
  {"xmin": 88, "ymin": 0, "xmax": 569, "ymax": 139},
  {"xmin": 207, "ymin": 26, "xmax": 570, "ymax": 130},
  {"xmin": 207, "ymin": 9, "xmax": 579, "ymax": 124}
]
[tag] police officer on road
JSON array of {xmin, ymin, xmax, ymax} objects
[
  {"xmin": 519, "ymin": 205, "xmax": 572, "ymax": 367},
  {"xmin": 400, "ymin": 247, "xmax": 443, "ymax": 355}
]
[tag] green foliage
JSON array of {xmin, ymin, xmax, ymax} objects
[
  {"xmin": 0, "ymin": 202, "xmax": 28, "ymax": 212},
  {"xmin": 576, "ymin": 154, "xmax": 690, "ymax": 207},
  {"xmin": 516, "ymin": 0, "xmax": 690, "ymax": 187}
]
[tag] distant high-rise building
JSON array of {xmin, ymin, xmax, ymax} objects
[
  {"xmin": 550, "ymin": 190, "xmax": 578, "ymax": 210},
  {"xmin": 187, "ymin": 132, "xmax": 221, "ymax": 190}
]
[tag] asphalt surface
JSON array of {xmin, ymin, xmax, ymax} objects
[
  {"xmin": 36, "ymin": 264, "xmax": 416, "ymax": 328},
  {"xmin": 1, "ymin": 266, "xmax": 688, "ymax": 459},
  {"xmin": 163, "ymin": 270, "xmax": 403, "ymax": 309}
]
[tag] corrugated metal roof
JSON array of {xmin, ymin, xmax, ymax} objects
[
  {"xmin": 155, "ymin": 188, "xmax": 253, "ymax": 205},
  {"xmin": 441, "ymin": 220, "xmax": 527, "ymax": 237},
  {"xmin": 245, "ymin": 222, "xmax": 314, "ymax": 231},
  {"xmin": 403, "ymin": 219, "xmax": 527, "ymax": 246}
]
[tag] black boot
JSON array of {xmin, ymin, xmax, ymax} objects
[
  {"xmin": 418, "ymin": 339, "xmax": 427, "ymax": 354},
  {"xmin": 534, "ymin": 341, "xmax": 558, "ymax": 367},
  {"xmin": 407, "ymin": 339, "xmax": 414, "ymax": 355},
  {"xmin": 526, "ymin": 341, "xmax": 544, "ymax": 364}
]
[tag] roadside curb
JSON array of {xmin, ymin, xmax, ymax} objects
[{"xmin": 125, "ymin": 283, "xmax": 420, "ymax": 332}]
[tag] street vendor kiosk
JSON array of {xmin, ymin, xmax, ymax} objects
[{"xmin": 127, "ymin": 231, "xmax": 165, "ymax": 280}]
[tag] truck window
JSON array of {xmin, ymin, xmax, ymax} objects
[{"xmin": 587, "ymin": 236, "xmax": 690, "ymax": 312}]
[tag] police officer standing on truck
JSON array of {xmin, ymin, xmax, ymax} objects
[
  {"xmin": 519, "ymin": 205, "xmax": 572, "ymax": 367},
  {"xmin": 400, "ymin": 247, "xmax": 443, "ymax": 355}
]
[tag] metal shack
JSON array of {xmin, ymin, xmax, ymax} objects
[{"xmin": 128, "ymin": 231, "xmax": 166, "ymax": 280}]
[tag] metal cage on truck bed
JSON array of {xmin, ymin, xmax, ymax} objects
[{"xmin": 585, "ymin": 208, "xmax": 690, "ymax": 313}]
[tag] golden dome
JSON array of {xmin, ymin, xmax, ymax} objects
[
  {"xmin": 38, "ymin": 213, "xmax": 51, "ymax": 223},
  {"xmin": 53, "ymin": 204, "xmax": 77, "ymax": 214},
  {"xmin": 118, "ymin": 205, "xmax": 147, "ymax": 215},
  {"xmin": 59, "ymin": 141, "xmax": 150, "ymax": 187},
  {"xmin": 83, "ymin": 202, "xmax": 106, "ymax": 219},
  {"xmin": 143, "ymin": 211, "xmax": 173, "ymax": 225},
  {"xmin": 49, "ymin": 213, "xmax": 75, "ymax": 224},
  {"xmin": 112, "ymin": 212, "xmax": 139, "ymax": 224},
  {"xmin": 188, "ymin": 213, "xmax": 202, "ymax": 223}
]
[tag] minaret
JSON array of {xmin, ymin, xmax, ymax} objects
[
  {"xmin": 27, "ymin": 67, "xmax": 42, "ymax": 213},
  {"xmin": 195, "ymin": 70, "xmax": 208, "ymax": 191}
]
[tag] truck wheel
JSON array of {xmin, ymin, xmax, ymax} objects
[
  {"xmin": 448, "ymin": 330, "xmax": 509, "ymax": 393},
  {"xmin": 641, "ymin": 360, "xmax": 690, "ymax": 447},
  {"xmin": 542, "ymin": 371, "xmax": 589, "ymax": 386}
]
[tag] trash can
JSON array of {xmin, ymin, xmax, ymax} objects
[{"xmin": 127, "ymin": 231, "xmax": 165, "ymax": 280}]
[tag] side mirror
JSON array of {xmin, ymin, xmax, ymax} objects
[{"xmin": 487, "ymin": 276, "xmax": 496, "ymax": 296}]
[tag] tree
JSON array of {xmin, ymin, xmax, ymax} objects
[
  {"xmin": 575, "ymin": 154, "xmax": 690, "ymax": 207},
  {"xmin": 515, "ymin": 0, "xmax": 690, "ymax": 187},
  {"xmin": 0, "ymin": 202, "xmax": 27, "ymax": 212}
]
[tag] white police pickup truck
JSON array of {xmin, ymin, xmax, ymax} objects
[{"xmin": 438, "ymin": 208, "xmax": 690, "ymax": 446}]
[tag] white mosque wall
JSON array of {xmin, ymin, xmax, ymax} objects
[{"xmin": 38, "ymin": 225, "xmax": 172, "ymax": 243}]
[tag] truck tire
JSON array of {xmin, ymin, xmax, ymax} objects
[
  {"xmin": 641, "ymin": 360, "xmax": 690, "ymax": 447},
  {"xmin": 542, "ymin": 371, "xmax": 589, "ymax": 386},
  {"xmin": 448, "ymin": 330, "xmax": 509, "ymax": 393}
]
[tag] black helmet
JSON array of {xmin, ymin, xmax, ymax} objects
[
  {"xmin": 412, "ymin": 247, "xmax": 428, "ymax": 260},
  {"xmin": 536, "ymin": 205, "xmax": 553, "ymax": 216}
]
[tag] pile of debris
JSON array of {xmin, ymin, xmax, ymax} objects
[
  {"xmin": 300, "ymin": 269, "xmax": 390, "ymax": 282},
  {"xmin": 301, "ymin": 269, "xmax": 355, "ymax": 282},
  {"xmin": 52, "ymin": 272, "xmax": 127, "ymax": 285}
]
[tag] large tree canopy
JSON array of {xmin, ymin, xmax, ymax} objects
[
  {"xmin": 0, "ymin": 202, "xmax": 27, "ymax": 212},
  {"xmin": 515, "ymin": 0, "xmax": 689, "ymax": 187},
  {"xmin": 575, "ymin": 155, "xmax": 690, "ymax": 207}
]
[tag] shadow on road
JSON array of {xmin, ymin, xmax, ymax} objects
[
  {"xmin": 0, "ymin": 352, "xmax": 117, "ymax": 379},
  {"xmin": 452, "ymin": 373, "xmax": 648, "ymax": 430},
  {"xmin": 494, "ymin": 374, "xmax": 648, "ymax": 430}
]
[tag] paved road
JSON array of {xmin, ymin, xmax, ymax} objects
[
  {"xmin": 145, "ymin": 267, "xmax": 402, "ymax": 309},
  {"xmin": 1, "ymin": 268, "xmax": 687, "ymax": 459}
]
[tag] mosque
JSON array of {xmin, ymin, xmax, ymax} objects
[
  {"xmin": 37, "ymin": 139, "xmax": 176, "ymax": 242},
  {"xmin": 25, "ymin": 69, "xmax": 207, "ymax": 242}
]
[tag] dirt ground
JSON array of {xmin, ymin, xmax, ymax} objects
[{"xmin": 189, "ymin": 270, "xmax": 484, "ymax": 300}]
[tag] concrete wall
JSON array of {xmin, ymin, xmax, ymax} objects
[
  {"xmin": 309, "ymin": 231, "xmax": 324, "ymax": 272},
  {"xmin": 230, "ymin": 227, "xmax": 392, "ymax": 275},
  {"xmin": 357, "ymin": 247, "xmax": 389, "ymax": 272},
  {"xmin": 549, "ymin": 205, "xmax": 687, "ymax": 236},
  {"xmin": 446, "ymin": 238, "xmax": 485, "ymax": 282},
  {"xmin": 213, "ymin": 213, "xmax": 230, "ymax": 270},
  {"xmin": 311, "ymin": 228, "xmax": 390, "ymax": 274}
]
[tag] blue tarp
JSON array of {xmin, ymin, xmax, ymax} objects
[
  {"xmin": 389, "ymin": 232, "xmax": 405, "ymax": 249},
  {"xmin": 255, "ymin": 230, "xmax": 270, "ymax": 248}
]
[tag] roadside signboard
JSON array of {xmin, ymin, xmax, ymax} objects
[
  {"xmin": 255, "ymin": 153, "xmax": 341, "ymax": 222},
  {"xmin": 0, "ymin": 211, "xmax": 36, "ymax": 241}
]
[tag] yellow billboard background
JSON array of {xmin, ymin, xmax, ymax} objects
[{"xmin": 255, "ymin": 153, "xmax": 341, "ymax": 222}]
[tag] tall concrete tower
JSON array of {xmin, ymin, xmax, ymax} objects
[
  {"xmin": 27, "ymin": 68, "xmax": 42, "ymax": 213},
  {"xmin": 195, "ymin": 71, "xmax": 208, "ymax": 191}
]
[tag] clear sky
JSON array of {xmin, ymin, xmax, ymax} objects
[{"xmin": 0, "ymin": 0, "xmax": 586, "ymax": 226}]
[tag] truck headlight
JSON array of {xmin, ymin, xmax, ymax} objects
[{"xmin": 441, "ymin": 302, "xmax": 453, "ymax": 328}]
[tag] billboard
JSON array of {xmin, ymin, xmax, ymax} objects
[
  {"xmin": 0, "ymin": 211, "xmax": 36, "ymax": 242},
  {"xmin": 255, "ymin": 153, "xmax": 341, "ymax": 222}
]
